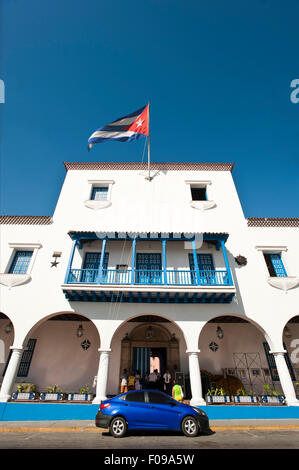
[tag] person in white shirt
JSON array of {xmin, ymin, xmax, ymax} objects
[{"xmin": 163, "ymin": 370, "xmax": 172, "ymax": 395}]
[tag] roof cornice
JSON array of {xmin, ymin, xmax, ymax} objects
[
  {"xmin": 63, "ymin": 162, "xmax": 235, "ymax": 172},
  {"xmin": 247, "ymin": 218, "xmax": 299, "ymax": 227},
  {"xmin": 0, "ymin": 216, "xmax": 53, "ymax": 225}
]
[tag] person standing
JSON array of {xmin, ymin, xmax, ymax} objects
[
  {"xmin": 128, "ymin": 370, "xmax": 136, "ymax": 391},
  {"xmin": 148, "ymin": 370, "xmax": 157, "ymax": 389},
  {"xmin": 120, "ymin": 369, "xmax": 128, "ymax": 394},
  {"xmin": 163, "ymin": 370, "xmax": 172, "ymax": 395},
  {"xmin": 135, "ymin": 370, "xmax": 142, "ymax": 390},
  {"xmin": 172, "ymin": 380, "xmax": 184, "ymax": 402}
]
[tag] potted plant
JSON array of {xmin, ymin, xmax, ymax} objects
[
  {"xmin": 205, "ymin": 387, "xmax": 231, "ymax": 403},
  {"xmin": 67, "ymin": 384, "xmax": 93, "ymax": 401},
  {"xmin": 12, "ymin": 383, "xmax": 37, "ymax": 400},
  {"xmin": 40, "ymin": 384, "xmax": 64, "ymax": 401},
  {"xmin": 232, "ymin": 388, "xmax": 258, "ymax": 404},
  {"xmin": 259, "ymin": 384, "xmax": 285, "ymax": 404}
]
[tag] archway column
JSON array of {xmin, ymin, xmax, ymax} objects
[
  {"xmin": 270, "ymin": 349, "xmax": 299, "ymax": 406},
  {"xmin": 0, "ymin": 347, "xmax": 24, "ymax": 402},
  {"xmin": 187, "ymin": 349, "xmax": 206, "ymax": 406},
  {"xmin": 93, "ymin": 348, "xmax": 111, "ymax": 404}
]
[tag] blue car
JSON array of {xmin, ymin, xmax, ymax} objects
[{"xmin": 95, "ymin": 389, "xmax": 210, "ymax": 438}]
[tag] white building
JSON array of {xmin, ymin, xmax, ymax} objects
[{"xmin": 0, "ymin": 161, "xmax": 298, "ymax": 406}]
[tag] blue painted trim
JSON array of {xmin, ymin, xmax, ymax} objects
[
  {"xmin": 131, "ymin": 238, "xmax": 137, "ymax": 284},
  {"xmin": 162, "ymin": 239, "xmax": 167, "ymax": 285},
  {"xmin": 64, "ymin": 240, "xmax": 77, "ymax": 284},
  {"xmin": 97, "ymin": 238, "xmax": 107, "ymax": 284},
  {"xmin": 220, "ymin": 240, "xmax": 233, "ymax": 286},
  {"xmin": 192, "ymin": 240, "xmax": 201, "ymax": 284}
]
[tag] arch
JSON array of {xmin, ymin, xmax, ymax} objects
[
  {"xmin": 198, "ymin": 313, "xmax": 274, "ymax": 349},
  {"xmin": 110, "ymin": 311, "xmax": 188, "ymax": 348},
  {"xmin": 108, "ymin": 312, "xmax": 188, "ymax": 396},
  {"xmin": 0, "ymin": 312, "xmax": 15, "ymax": 372},
  {"xmin": 22, "ymin": 310, "xmax": 101, "ymax": 346},
  {"xmin": 19, "ymin": 310, "xmax": 101, "ymax": 394},
  {"xmin": 197, "ymin": 314, "xmax": 279, "ymax": 397}
]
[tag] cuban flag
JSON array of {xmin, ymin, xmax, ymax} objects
[{"xmin": 88, "ymin": 104, "xmax": 149, "ymax": 150}]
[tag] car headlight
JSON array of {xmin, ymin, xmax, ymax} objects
[{"xmin": 192, "ymin": 407, "xmax": 207, "ymax": 416}]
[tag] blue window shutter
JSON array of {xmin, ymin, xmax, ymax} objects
[
  {"xmin": 263, "ymin": 342, "xmax": 295, "ymax": 382},
  {"xmin": 83, "ymin": 252, "xmax": 109, "ymax": 270},
  {"xmin": 2, "ymin": 349, "xmax": 12, "ymax": 377},
  {"xmin": 17, "ymin": 339, "xmax": 37, "ymax": 377},
  {"xmin": 188, "ymin": 253, "xmax": 214, "ymax": 271},
  {"xmin": 269, "ymin": 254, "xmax": 287, "ymax": 277},
  {"xmin": 9, "ymin": 251, "xmax": 33, "ymax": 274}
]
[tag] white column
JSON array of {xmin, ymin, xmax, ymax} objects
[
  {"xmin": 187, "ymin": 349, "xmax": 206, "ymax": 406},
  {"xmin": 270, "ymin": 350, "xmax": 299, "ymax": 406},
  {"xmin": 92, "ymin": 348, "xmax": 111, "ymax": 404},
  {"xmin": 0, "ymin": 347, "xmax": 24, "ymax": 402}
]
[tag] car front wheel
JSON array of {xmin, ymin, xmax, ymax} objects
[
  {"xmin": 109, "ymin": 416, "xmax": 127, "ymax": 438},
  {"xmin": 181, "ymin": 416, "xmax": 199, "ymax": 437}
]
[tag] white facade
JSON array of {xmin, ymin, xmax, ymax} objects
[{"xmin": 0, "ymin": 162, "xmax": 298, "ymax": 406}]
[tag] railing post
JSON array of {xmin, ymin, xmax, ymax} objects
[
  {"xmin": 220, "ymin": 239, "xmax": 233, "ymax": 285},
  {"xmin": 192, "ymin": 239, "xmax": 200, "ymax": 285},
  {"xmin": 64, "ymin": 239, "xmax": 77, "ymax": 283},
  {"xmin": 131, "ymin": 238, "xmax": 137, "ymax": 284},
  {"xmin": 97, "ymin": 238, "xmax": 107, "ymax": 284},
  {"xmin": 162, "ymin": 239, "xmax": 167, "ymax": 285}
]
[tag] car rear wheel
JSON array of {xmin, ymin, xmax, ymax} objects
[
  {"xmin": 181, "ymin": 416, "xmax": 199, "ymax": 437},
  {"xmin": 109, "ymin": 416, "xmax": 127, "ymax": 438}
]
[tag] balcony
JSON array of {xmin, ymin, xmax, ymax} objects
[{"xmin": 62, "ymin": 231, "xmax": 236, "ymax": 304}]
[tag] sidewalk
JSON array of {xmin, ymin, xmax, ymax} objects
[{"xmin": 1, "ymin": 419, "xmax": 299, "ymax": 433}]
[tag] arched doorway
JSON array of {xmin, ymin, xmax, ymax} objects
[
  {"xmin": 198, "ymin": 315, "xmax": 274, "ymax": 396},
  {"xmin": 109, "ymin": 314, "xmax": 187, "ymax": 396},
  {"xmin": 120, "ymin": 322, "xmax": 180, "ymax": 379},
  {"xmin": 0, "ymin": 313, "xmax": 14, "ymax": 378},
  {"xmin": 22, "ymin": 312, "xmax": 101, "ymax": 395},
  {"xmin": 283, "ymin": 315, "xmax": 299, "ymax": 392}
]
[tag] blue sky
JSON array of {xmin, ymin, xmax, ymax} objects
[{"xmin": 0, "ymin": 0, "xmax": 298, "ymax": 217}]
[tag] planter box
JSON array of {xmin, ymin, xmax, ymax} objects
[
  {"xmin": 260, "ymin": 395, "xmax": 285, "ymax": 404},
  {"xmin": 12, "ymin": 392, "xmax": 36, "ymax": 400},
  {"xmin": 40, "ymin": 393, "xmax": 63, "ymax": 401},
  {"xmin": 67, "ymin": 393, "xmax": 93, "ymax": 401},
  {"xmin": 206, "ymin": 395, "xmax": 231, "ymax": 403},
  {"xmin": 233, "ymin": 395, "xmax": 258, "ymax": 404}
]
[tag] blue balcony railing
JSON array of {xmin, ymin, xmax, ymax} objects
[{"xmin": 67, "ymin": 268, "xmax": 230, "ymax": 286}]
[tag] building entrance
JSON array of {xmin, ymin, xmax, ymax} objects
[{"xmin": 120, "ymin": 322, "xmax": 180, "ymax": 389}]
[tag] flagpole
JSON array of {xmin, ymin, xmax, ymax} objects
[{"xmin": 146, "ymin": 101, "xmax": 152, "ymax": 181}]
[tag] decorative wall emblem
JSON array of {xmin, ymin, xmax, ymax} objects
[
  {"xmin": 81, "ymin": 339, "xmax": 91, "ymax": 350},
  {"xmin": 234, "ymin": 255, "xmax": 247, "ymax": 266},
  {"xmin": 209, "ymin": 341, "xmax": 219, "ymax": 352}
]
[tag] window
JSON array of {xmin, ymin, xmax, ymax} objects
[
  {"xmin": 263, "ymin": 253, "xmax": 287, "ymax": 277},
  {"xmin": 263, "ymin": 342, "xmax": 295, "ymax": 382},
  {"xmin": 91, "ymin": 186, "xmax": 108, "ymax": 201},
  {"xmin": 125, "ymin": 391, "xmax": 145, "ymax": 403},
  {"xmin": 8, "ymin": 250, "xmax": 33, "ymax": 274},
  {"xmin": 147, "ymin": 391, "xmax": 170, "ymax": 405},
  {"xmin": 191, "ymin": 187, "xmax": 207, "ymax": 201},
  {"xmin": 189, "ymin": 253, "xmax": 214, "ymax": 271},
  {"xmin": 2, "ymin": 339, "xmax": 37, "ymax": 378}
]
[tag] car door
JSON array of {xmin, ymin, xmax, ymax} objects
[
  {"xmin": 145, "ymin": 391, "xmax": 182, "ymax": 430},
  {"xmin": 122, "ymin": 391, "xmax": 150, "ymax": 429}
]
